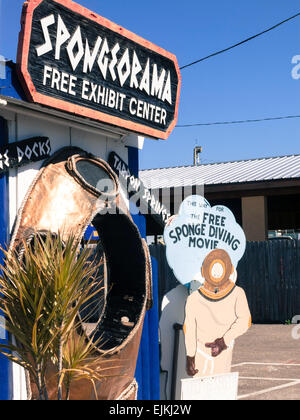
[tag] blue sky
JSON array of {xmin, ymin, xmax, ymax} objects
[{"xmin": 1, "ymin": 0, "xmax": 300, "ymax": 169}]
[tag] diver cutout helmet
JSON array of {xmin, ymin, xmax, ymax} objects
[{"xmin": 200, "ymin": 249, "xmax": 235, "ymax": 298}]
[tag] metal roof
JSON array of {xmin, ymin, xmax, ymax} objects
[{"xmin": 139, "ymin": 154, "xmax": 300, "ymax": 189}]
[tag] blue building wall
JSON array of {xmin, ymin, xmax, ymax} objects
[{"xmin": 0, "ymin": 61, "xmax": 26, "ymax": 100}]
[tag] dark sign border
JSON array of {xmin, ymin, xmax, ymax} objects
[{"xmin": 16, "ymin": 0, "xmax": 181, "ymax": 140}]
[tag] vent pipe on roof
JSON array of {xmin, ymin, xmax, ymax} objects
[{"xmin": 194, "ymin": 146, "xmax": 202, "ymax": 166}]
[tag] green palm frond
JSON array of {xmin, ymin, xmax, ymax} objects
[{"xmin": 0, "ymin": 231, "xmax": 115, "ymax": 400}]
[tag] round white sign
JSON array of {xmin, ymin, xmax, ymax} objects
[{"xmin": 163, "ymin": 195, "xmax": 246, "ymax": 285}]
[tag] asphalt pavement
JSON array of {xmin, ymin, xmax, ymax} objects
[{"xmin": 232, "ymin": 324, "xmax": 300, "ymax": 400}]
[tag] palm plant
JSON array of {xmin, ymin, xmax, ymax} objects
[{"xmin": 0, "ymin": 232, "xmax": 111, "ymax": 400}]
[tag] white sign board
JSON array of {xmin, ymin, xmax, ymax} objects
[
  {"xmin": 181, "ymin": 372, "xmax": 239, "ymax": 400},
  {"xmin": 164, "ymin": 195, "xmax": 246, "ymax": 285}
]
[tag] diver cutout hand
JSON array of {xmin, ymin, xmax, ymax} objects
[
  {"xmin": 205, "ymin": 337, "xmax": 228, "ymax": 357},
  {"xmin": 186, "ymin": 355, "xmax": 199, "ymax": 376}
]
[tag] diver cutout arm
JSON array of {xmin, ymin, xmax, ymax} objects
[
  {"xmin": 183, "ymin": 295, "xmax": 198, "ymax": 358},
  {"xmin": 223, "ymin": 287, "xmax": 251, "ymax": 347},
  {"xmin": 184, "ymin": 295, "xmax": 199, "ymax": 376}
]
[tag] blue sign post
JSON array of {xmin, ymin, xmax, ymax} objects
[
  {"xmin": 128, "ymin": 146, "xmax": 160, "ymax": 400},
  {"xmin": 0, "ymin": 116, "xmax": 12, "ymax": 400}
]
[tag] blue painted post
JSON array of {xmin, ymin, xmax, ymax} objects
[
  {"xmin": 0, "ymin": 116, "xmax": 12, "ymax": 400},
  {"xmin": 148, "ymin": 257, "xmax": 160, "ymax": 399},
  {"xmin": 136, "ymin": 257, "xmax": 160, "ymax": 399},
  {"xmin": 139, "ymin": 311, "xmax": 151, "ymax": 399},
  {"xmin": 127, "ymin": 146, "xmax": 160, "ymax": 400}
]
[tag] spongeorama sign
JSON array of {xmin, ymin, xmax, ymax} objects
[{"xmin": 17, "ymin": 0, "xmax": 181, "ymax": 139}]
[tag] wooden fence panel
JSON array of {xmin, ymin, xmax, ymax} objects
[
  {"xmin": 149, "ymin": 244, "xmax": 179, "ymax": 314},
  {"xmin": 237, "ymin": 240, "xmax": 300, "ymax": 323}
]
